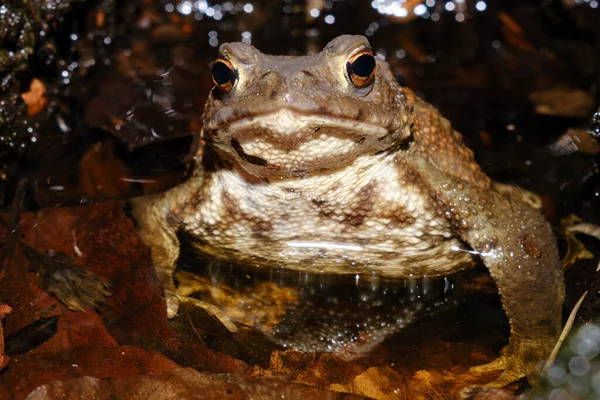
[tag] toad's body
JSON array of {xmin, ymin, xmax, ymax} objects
[
  {"xmin": 171, "ymin": 150, "xmax": 475, "ymax": 276},
  {"xmin": 133, "ymin": 35, "xmax": 564, "ymax": 386}
]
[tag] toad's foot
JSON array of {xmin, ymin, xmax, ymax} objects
[
  {"xmin": 168, "ymin": 294, "xmax": 238, "ymax": 333},
  {"xmin": 470, "ymin": 356, "xmax": 519, "ymax": 388},
  {"xmin": 457, "ymin": 386, "xmax": 518, "ymax": 400},
  {"xmin": 165, "ymin": 288, "xmax": 180, "ymax": 319},
  {"xmin": 469, "ymin": 341, "xmax": 548, "ymax": 387}
]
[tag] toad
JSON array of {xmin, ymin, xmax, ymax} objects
[{"xmin": 132, "ymin": 35, "xmax": 564, "ymax": 386}]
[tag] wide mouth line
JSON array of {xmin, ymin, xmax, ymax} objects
[{"xmin": 209, "ymin": 107, "xmax": 391, "ymax": 134}]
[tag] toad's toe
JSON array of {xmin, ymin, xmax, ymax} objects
[{"xmin": 165, "ymin": 292, "xmax": 181, "ymax": 319}]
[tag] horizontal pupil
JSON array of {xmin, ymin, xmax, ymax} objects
[
  {"xmin": 212, "ymin": 62, "xmax": 233, "ymax": 85},
  {"xmin": 351, "ymin": 54, "xmax": 375, "ymax": 78}
]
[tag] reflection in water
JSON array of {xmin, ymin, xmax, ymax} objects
[
  {"xmin": 270, "ymin": 274, "xmax": 457, "ymax": 359},
  {"xmin": 178, "ymin": 251, "xmax": 462, "ymax": 360},
  {"xmin": 530, "ymin": 324, "xmax": 600, "ymax": 399},
  {"xmin": 165, "ymin": 1, "xmax": 255, "ymax": 20},
  {"xmin": 370, "ymin": 0, "xmax": 487, "ymax": 22}
]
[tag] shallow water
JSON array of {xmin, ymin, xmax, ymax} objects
[{"xmin": 1, "ymin": 1, "xmax": 600, "ymax": 399}]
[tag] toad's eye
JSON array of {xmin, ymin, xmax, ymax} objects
[
  {"xmin": 346, "ymin": 49, "xmax": 376, "ymax": 88},
  {"xmin": 212, "ymin": 58, "xmax": 238, "ymax": 93}
]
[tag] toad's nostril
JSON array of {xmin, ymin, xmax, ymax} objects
[
  {"xmin": 284, "ymin": 93, "xmax": 295, "ymax": 104},
  {"xmin": 292, "ymin": 70, "xmax": 317, "ymax": 89},
  {"xmin": 259, "ymin": 70, "xmax": 283, "ymax": 82},
  {"xmin": 299, "ymin": 70, "xmax": 316, "ymax": 83},
  {"xmin": 259, "ymin": 71, "xmax": 286, "ymax": 94}
]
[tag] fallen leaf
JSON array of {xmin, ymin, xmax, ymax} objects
[
  {"xmin": 26, "ymin": 367, "xmax": 366, "ymax": 400},
  {"xmin": 0, "ymin": 303, "xmax": 12, "ymax": 369},
  {"xmin": 0, "ymin": 345, "xmax": 178, "ymax": 400},
  {"xmin": 20, "ymin": 79, "xmax": 47, "ymax": 117}
]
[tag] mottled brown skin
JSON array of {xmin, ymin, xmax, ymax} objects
[{"xmin": 132, "ymin": 35, "xmax": 564, "ymax": 386}]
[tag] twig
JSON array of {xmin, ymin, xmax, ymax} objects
[
  {"xmin": 0, "ymin": 178, "xmax": 28, "ymax": 273},
  {"xmin": 542, "ymin": 290, "xmax": 588, "ymax": 373}
]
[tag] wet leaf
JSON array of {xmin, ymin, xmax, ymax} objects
[
  {"xmin": 77, "ymin": 140, "xmax": 134, "ymax": 200},
  {"xmin": 0, "ymin": 201, "xmax": 248, "ymax": 373},
  {"xmin": 0, "ymin": 303, "xmax": 12, "ymax": 369},
  {"xmin": 561, "ymin": 214, "xmax": 596, "ymax": 270},
  {"xmin": 548, "ymin": 128, "xmax": 600, "ymax": 156},
  {"xmin": 0, "ymin": 201, "xmax": 254, "ymax": 398},
  {"xmin": 26, "ymin": 367, "xmax": 365, "ymax": 400},
  {"xmin": 21, "ymin": 244, "xmax": 111, "ymax": 311},
  {"xmin": 529, "ymin": 87, "xmax": 595, "ymax": 118},
  {"xmin": 0, "ymin": 345, "xmax": 179, "ymax": 400},
  {"xmin": 20, "ymin": 79, "xmax": 48, "ymax": 117}
]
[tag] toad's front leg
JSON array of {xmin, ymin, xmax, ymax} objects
[
  {"xmin": 131, "ymin": 182, "xmax": 238, "ymax": 332},
  {"xmin": 131, "ymin": 192, "xmax": 182, "ymax": 318},
  {"xmin": 423, "ymin": 162, "xmax": 564, "ymax": 387}
]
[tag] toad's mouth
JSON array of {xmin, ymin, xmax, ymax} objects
[
  {"xmin": 206, "ymin": 108, "xmax": 406, "ymax": 175},
  {"xmin": 211, "ymin": 108, "xmax": 392, "ymax": 140}
]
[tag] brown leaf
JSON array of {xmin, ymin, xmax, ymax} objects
[
  {"xmin": 0, "ymin": 202, "xmax": 247, "ymax": 376},
  {"xmin": 0, "ymin": 303, "xmax": 12, "ymax": 369},
  {"xmin": 0, "ymin": 345, "xmax": 178, "ymax": 400},
  {"xmin": 20, "ymin": 79, "xmax": 47, "ymax": 117},
  {"xmin": 77, "ymin": 141, "xmax": 133, "ymax": 199},
  {"xmin": 26, "ymin": 367, "xmax": 366, "ymax": 400}
]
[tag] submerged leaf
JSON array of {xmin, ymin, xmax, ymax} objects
[
  {"xmin": 560, "ymin": 214, "xmax": 597, "ymax": 271},
  {"xmin": 21, "ymin": 244, "xmax": 112, "ymax": 311},
  {"xmin": 26, "ymin": 367, "xmax": 365, "ymax": 400}
]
